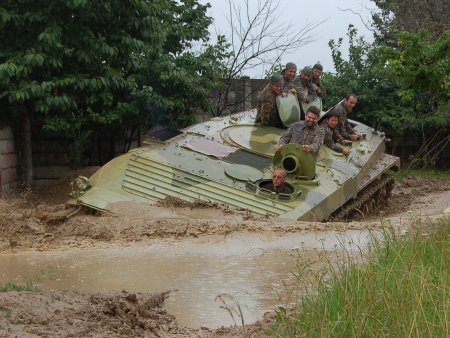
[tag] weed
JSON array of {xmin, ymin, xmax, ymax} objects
[
  {"xmin": 267, "ymin": 219, "xmax": 449, "ymax": 337},
  {"xmin": 215, "ymin": 293, "xmax": 246, "ymax": 326},
  {"xmin": 0, "ymin": 266, "xmax": 56, "ymax": 293}
]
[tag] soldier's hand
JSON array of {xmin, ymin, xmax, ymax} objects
[
  {"xmin": 302, "ymin": 145, "xmax": 311, "ymax": 152},
  {"xmin": 343, "ymin": 148, "xmax": 351, "ymax": 157},
  {"xmin": 350, "ymin": 134, "xmax": 359, "ymax": 141},
  {"xmin": 281, "ymin": 92, "xmax": 287, "ymax": 97}
]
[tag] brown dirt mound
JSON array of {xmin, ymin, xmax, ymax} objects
[
  {"xmin": 382, "ymin": 176, "xmax": 450, "ymax": 215},
  {"xmin": 0, "ymin": 290, "xmax": 207, "ymax": 337}
]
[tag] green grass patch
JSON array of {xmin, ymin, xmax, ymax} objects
[
  {"xmin": 268, "ymin": 219, "xmax": 450, "ymax": 337},
  {"xmin": 0, "ymin": 281, "xmax": 37, "ymax": 292},
  {"xmin": 389, "ymin": 169, "xmax": 450, "ymax": 181},
  {"xmin": 0, "ymin": 267, "xmax": 56, "ymax": 293}
]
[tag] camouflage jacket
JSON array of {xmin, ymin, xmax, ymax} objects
[
  {"xmin": 256, "ymin": 83, "xmax": 283, "ymax": 128},
  {"xmin": 329, "ymin": 101, "xmax": 354, "ymax": 140},
  {"xmin": 278, "ymin": 121, "xmax": 324, "ymax": 159},
  {"xmin": 282, "ymin": 75, "xmax": 296, "ymax": 95},
  {"xmin": 293, "ymin": 76, "xmax": 317, "ymax": 104},
  {"xmin": 319, "ymin": 121, "xmax": 344, "ymax": 154},
  {"xmin": 311, "ymin": 77, "xmax": 327, "ymax": 98}
]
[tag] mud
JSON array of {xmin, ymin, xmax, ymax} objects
[{"xmin": 0, "ymin": 170, "xmax": 449, "ymax": 337}]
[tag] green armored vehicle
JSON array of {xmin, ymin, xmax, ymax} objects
[{"xmin": 70, "ymin": 98, "xmax": 399, "ymax": 221}]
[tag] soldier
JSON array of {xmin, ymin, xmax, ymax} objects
[
  {"xmin": 271, "ymin": 168, "xmax": 290, "ymax": 194},
  {"xmin": 281, "ymin": 62, "xmax": 297, "ymax": 97},
  {"xmin": 276, "ymin": 105, "xmax": 324, "ymax": 159},
  {"xmin": 255, "ymin": 75, "xmax": 284, "ymax": 128},
  {"xmin": 329, "ymin": 93, "xmax": 363, "ymax": 141},
  {"xmin": 320, "ymin": 111, "xmax": 351, "ymax": 157},
  {"xmin": 294, "ymin": 66, "xmax": 317, "ymax": 104},
  {"xmin": 311, "ymin": 63, "xmax": 327, "ymax": 98}
]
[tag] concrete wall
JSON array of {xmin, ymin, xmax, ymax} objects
[
  {"xmin": 31, "ymin": 126, "xmax": 140, "ymax": 182},
  {"xmin": 222, "ymin": 78, "xmax": 268, "ymax": 115},
  {"xmin": 0, "ymin": 126, "xmax": 17, "ymax": 196}
]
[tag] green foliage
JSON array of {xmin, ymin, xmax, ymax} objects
[
  {"xmin": 0, "ymin": 0, "xmax": 228, "ymax": 166},
  {"xmin": 325, "ymin": 22, "xmax": 449, "ymax": 168},
  {"xmin": 0, "ymin": 281, "xmax": 37, "ymax": 292},
  {"xmin": 268, "ymin": 219, "xmax": 450, "ymax": 337},
  {"xmin": 325, "ymin": 25, "xmax": 410, "ymax": 132},
  {"xmin": 264, "ymin": 63, "xmax": 284, "ymax": 79},
  {"xmin": 385, "ymin": 29, "xmax": 450, "ymax": 131},
  {"xmin": 0, "ymin": 269, "xmax": 48, "ymax": 292}
]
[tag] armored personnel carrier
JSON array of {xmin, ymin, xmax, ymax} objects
[{"xmin": 70, "ymin": 98, "xmax": 399, "ymax": 221}]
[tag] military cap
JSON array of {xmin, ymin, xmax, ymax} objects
[
  {"xmin": 300, "ymin": 66, "xmax": 312, "ymax": 77},
  {"xmin": 313, "ymin": 63, "xmax": 323, "ymax": 71},
  {"xmin": 284, "ymin": 62, "xmax": 297, "ymax": 71},
  {"xmin": 270, "ymin": 75, "xmax": 283, "ymax": 86}
]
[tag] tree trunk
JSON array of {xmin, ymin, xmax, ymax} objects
[{"xmin": 22, "ymin": 115, "xmax": 33, "ymax": 186}]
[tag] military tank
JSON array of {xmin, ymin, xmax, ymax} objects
[{"xmin": 69, "ymin": 97, "xmax": 399, "ymax": 221}]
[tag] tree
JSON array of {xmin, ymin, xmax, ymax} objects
[
  {"xmin": 371, "ymin": 0, "xmax": 449, "ymax": 40},
  {"xmin": 383, "ymin": 29, "xmax": 450, "ymax": 167},
  {"xmin": 208, "ymin": 0, "xmax": 323, "ymax": 116},
  {"xmin": 326, "ymin": 25, "xmax": 409, "ymax": 133},
  {"xmin": 132, "ymin": 0, "xmax": 229, "ymax": 127},
  {"xmin": 369, "ymin": 0, "xmax": 450, "ymax": 167},
  {"xmin": 325, "ymin": 1, "xmax": 449, "ymax": 168},
  {"xmin": 0, "ymin": 0, "xmax": 227, "ymax": 178}
]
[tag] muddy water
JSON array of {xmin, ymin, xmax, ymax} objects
[{"xmin": 0, "ymin": 230, "xmax": 372, "ymax": 328}]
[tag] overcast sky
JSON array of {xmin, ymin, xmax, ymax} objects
[{"xmin": 202, "ymin": 0, "xmax": 377, "ymax": 77}]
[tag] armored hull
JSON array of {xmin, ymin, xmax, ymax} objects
[{"xmin": 71, "ymin": 109, "xmax": 399, "ymax": 221}]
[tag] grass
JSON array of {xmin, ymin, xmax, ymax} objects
[
  {"xmin": 0, "ymin": 267, "xmax": 55, "ymax": 293},
  {"xmin": 389, "ymin": 168, "xmax": 450, "ymax": 181},
  {"xmin": 0, "ymin": 281, "xmax": 37, "ymax": 292},
  {"xmin": 268, "ymin": 218, "xmax": 449, "ymax": 337}
]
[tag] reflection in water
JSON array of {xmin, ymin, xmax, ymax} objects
[{"xmin": 0, "ymin": 230, "xmax": 372, "ymax": 328}]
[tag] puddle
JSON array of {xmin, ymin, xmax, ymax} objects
[{"xmin": 0, "ymin": 230, "xmax": 372, "ymax": 328}]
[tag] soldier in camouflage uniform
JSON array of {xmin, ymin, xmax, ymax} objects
[
  {"xmin": 255, "ymin": 75, "xmax": 284, "ymax": 128},
  {"xmin": 320, "ymin": 111, "xmax": 351, "ymax": 156},
  {"xmin": 329, "ymin": 93, "xmax": 363, "ymax": 141},
  {"xmin": 276, "ymin": 105, "xmax": 324, "ymax": 159},
  {"xmin": 281, "ymin": 62, "xmax": 297, "ymax": 97},
  {"xmin": 294, "ymin": 66, "xmax": 317, "ymax": 104},
  {"xmin": 311, "ymin": 63, "xmax": 327, "ymax": 98}
]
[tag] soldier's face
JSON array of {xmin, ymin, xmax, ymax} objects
[
  {"xmin": 313, "ymin": 69, "xmax": 322, "ymax": 79},
  {"xmin": 271, "ymin": 84, "xmax": 283, "ymax": 95},
  {"xmin": 305, "ymin": 112, "xmax": 318, "ymax": 127},
  {"xmin": 301, "ymin": 74, "xmax": 311, "ymax": 82},
  {"xmin": 285, "ymin": 68, "xmax": 296, "ymax": 80},
  {"xmin": 327, "ymin": 116, "xmax": 338, "ymax": 128},
  {"xmin": 272, "ymin": 170, "xmax": 286, "ymax": 188},
  {"xmin": 344, "ymin": 96, "xmax": 357, "ymax": 112}
]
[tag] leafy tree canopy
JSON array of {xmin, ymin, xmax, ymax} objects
[
  {"xmin": 324, "ymin": 0, "xmax": 449, "ymax": 168},
  {"xmin": 0, "ymin": 0, "xmax": 228, "ymax": 133}
]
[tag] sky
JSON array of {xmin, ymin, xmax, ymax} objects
[{"xmin": 202, "ymin": 0, "xmax": 378, "ymax": 77}]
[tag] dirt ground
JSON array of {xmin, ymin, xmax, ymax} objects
[{"xmin": 0, "ymin": 170, "xmax": 449, "ymax": 337}]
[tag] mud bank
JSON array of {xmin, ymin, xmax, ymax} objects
[{"xmin": 0, "ymin": 174, "xmax": 449, "ymax": 337}]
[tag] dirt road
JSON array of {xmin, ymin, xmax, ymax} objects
[{"xmin": 0, "ymin": 173, "xmax": 448, "ymax": 337}]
